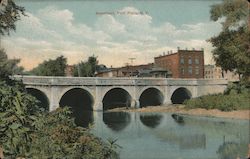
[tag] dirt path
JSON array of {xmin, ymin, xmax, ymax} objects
[{"xmin": 108, "ymin": 105, "xmax": 250, "ymax": 120}]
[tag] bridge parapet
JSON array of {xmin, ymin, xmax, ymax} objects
[
  {"xmin": 13, "ymin": 76, "xmax": 228, "ymax": 86},
  {"xmin": 167, "ymin": 78, "xmax": 228, "ymax": 86},
  {"xmin": 14, "ymin": 76, "xmax": 169, "ymax": 86}
]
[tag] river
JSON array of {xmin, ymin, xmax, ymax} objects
[{"xmin": 74, "ymin": 111, "xmax": 249, "ymax": 159}]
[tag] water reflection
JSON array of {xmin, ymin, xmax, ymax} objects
[
  {"xmin": 103, "ymin": 112, "xmax": 131, "ymax": 132},
  {"xmin": 90, "ymin": 112, "xmax": 249, "ymax": 159},
  {"xmin": 179, "ymin": 134, "xmax": 206, "ymax": 149},
  {"xmin": 217, "ymin": 141, "xmax": 248, "ymax": 159},
  {"xmin": 171, "ymin": 113, "xmax": 185, "ymax": 124},
  {"xmin": 140, "ymin": 113, "xmax": 163, "ymax": 128},
  {"xmin": 74, "ymin": 111, "xmax": 94, "ymax": 128},
  {"xmin": 155, "ymin": 130, "xmax": 206, "ymax": 150}
]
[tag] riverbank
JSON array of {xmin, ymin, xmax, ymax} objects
[{"xmin": 108, "ymin": 105, "xmax": 250, "ymax": 120}]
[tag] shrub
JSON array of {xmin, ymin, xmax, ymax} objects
[
  {"xmin": 184, "ymin": 83, "xmax": 250, "ymax": 111},
  {"xmin": 0, "ymin": 80, "xmax": 119, "ymax": 159}
]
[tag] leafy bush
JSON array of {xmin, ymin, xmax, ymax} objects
[
  {"xmin": 29, "ymin": 108, "xmax": 119, "ymax": 159},
  {"xmin": 0, "ymin": 80, "xmax": 119, "ymax": 158},
  {"xmin": 184, "ymin": 83, "xmax": 250, "ymax": 111}
]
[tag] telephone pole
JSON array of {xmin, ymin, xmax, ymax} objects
[
  {"xmin": 128, "ymin": 58, "xmax": 136, "ymax": 77},
  {"xmin": 129, "ymin": 58, "xmax": 136, "ymax": 66}
]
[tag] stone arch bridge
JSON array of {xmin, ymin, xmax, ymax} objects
[{"xmin": 15, "ymin": 76, "xmax": 228, "ymax": 111}]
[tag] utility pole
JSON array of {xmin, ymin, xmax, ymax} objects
[
  {"xmin": 129, "ymin": 58, "xmax": 136, "ymax": 66},
  {"xmin": 77, "ymin": 63, "xmax": 81, "ymax": 77},
  {"xmin": 128, "ymin": 58, "xmax": 136, "ymax": 77}
]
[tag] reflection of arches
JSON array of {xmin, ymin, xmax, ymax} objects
[
  {"xmin": 26, "ymin": 88, "xmax": 49, "ymax": 111},
  {"xmin": 102, "ymin": 88, "xmax": 132, "ymax": 110},
  {"xmin": 140, "ymin": 113, "xmax": 163, "ymax": 128},
  {"xmin": 171, "ymin": 87, "xmax": 192, "ymax": 104},
  {"xmin": 103, "ymin": 112, "xmax": 131, "ymax": 132},
  {"xmin": 139, "ymin": 87, "xmax": 164, "ymax": 107},
  {"xmin": 59, "ymin": 88, "xmax": 94, "ymax": 127}
]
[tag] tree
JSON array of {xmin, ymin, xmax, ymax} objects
[
  {"xmin": 208, "ymin": 0, "xmax": 250, "ymax": 80},
  {"xmin": 73, "ymin": 55, "xmax": 98, "ymax": 77},
  {"xmin": 0, "ymin": 0, "xmax": 25, "ymax": 35},
  {"xmin": 0, "ymin": 48, "xmax": 23, "ymax": 80},
  {"xmin": 31, "ymin": 56, "xmax": 67, "ymax": 76}
]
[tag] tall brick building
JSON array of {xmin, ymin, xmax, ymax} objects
[{"xmin": 154, "ymin": 49, "xmax": 204, "ymax": 78}]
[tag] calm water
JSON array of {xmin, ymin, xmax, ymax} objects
[{"xmin": 77, "ymin": 112, "xmax": 249, "ymax": 159}]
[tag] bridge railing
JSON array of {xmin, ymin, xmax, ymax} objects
[{"xmin": 13, "ymin": 75, "xmax": 228, "ymax": 86}]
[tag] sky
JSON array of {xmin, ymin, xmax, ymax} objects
[{"xmin": 1, "ymin": 0, "xmax": 223, "ymax": 71}]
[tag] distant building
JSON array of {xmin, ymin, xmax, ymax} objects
[
  {"xmin": 65, "ymin": 65, "xmax": 74, "ymax": 77},
  {"xmin": 154, "ymin": 49, "xmax": 204, "ymax": 78},
  {"xmin": 95, "ymin": 63, "xmax": 170, "ymax": 78},
  {"xmin": 204, "ymin": 65, "xmax": 239, "ymax": 81}
]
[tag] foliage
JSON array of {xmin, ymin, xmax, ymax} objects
[
  {"xmin": 0, "ymin": 48, "xmax": 23, "ymax": 80},
  {"xmin": 0, "ymin": 0, "xmax": 25, "ymax": 35},
  {"xmin": 29, "ymin": 108, "xmax": 119, "ymax": 159},
  {"xmin": 31, "ymin": 56, "xmax": 67, "ymax": 76},
  {"xmin": 208, "ymin": 0, "xmax": 250, "ymax": 79},
  {"xmin": 184, "ymin": 83, "xmax": 250, "ymax": 111},
  {"xmin": 73, "ymin": 55, "xmax": 98, "ymax": 77},
  {"xmin": 0, "ymin": 80, "xmax": 41, "ymax": 157},
  {"xmin": 0, "ymin": 81, "xmax": 120, "ymax": 158},
  {"xmin": 224, "ymin": 81, "xmax": 249, "ymax": 95},
  {"xmin": 0, "ymin": 50, "xmax": 119, "ymax": 158}
]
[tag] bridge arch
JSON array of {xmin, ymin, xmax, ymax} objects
[
  {"xmin": 139, "ymin": 87, "xmax": 164, "ymax": 107},
  {"xmin": 171, "ymin": 87, "xmax": 192, "ymax": 104},
  {"xmin": 102, "ymin": 87, "xmax": 132, "ymax": 110},
  {"xmin": 26, "ymin": 87, "xmax": 49, "ymax": 111},
  {"xmin": 59, "ymin": 87, "xmax": 94, "ymax": 127}
]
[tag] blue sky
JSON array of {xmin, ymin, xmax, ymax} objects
[{"xmin": 2, "ymin": 0, "xmax": 223, "ymax": 70}]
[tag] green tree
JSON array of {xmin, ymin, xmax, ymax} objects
[
  {"xmin": 31, "ymin": 56, "xmax": 67, "ymax": 76},
  {"xmin": 0, "ymin": 48, "xmax": 23, "ymax": 81},
  {"xmin": 0, "ymin": 0, "xmax": 25, "ymax": 35},
  {"xmin": 208, "ymin": 0, "xmax": 250, "ymax": 80},
  {"xmin": 73, "ymin": 55, "xmax": 98, "ymax": 77}
]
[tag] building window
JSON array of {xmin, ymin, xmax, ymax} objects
[
  {"xmin": 195, "ymin": 66, "xmax": 199, "ymax": 75},
  {"xmin": 195, "ymin": 58, "xmax": 199, "ymax": 64},
  {"xmin": 188, "ymin": 58, "xmax": 192, "ymax": 64},
  {"xmin": 188, "ymin": 66, "xmax": 192, "ymax": 74},
  {"xmin": 180, "ymin": 57, "xmax": 184, "ymax": 64},
  {"xmin": 181, "ymin": 68, "xmax": 185, "ymax": 75}
]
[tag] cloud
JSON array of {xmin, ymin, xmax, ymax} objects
[
  {"xmin": 95, "ymin": 15, "xmax": 126, "ymax": 35},
  {"xmin": 2, "ymin": 5, "xmax": 221, "ymax": 70}
]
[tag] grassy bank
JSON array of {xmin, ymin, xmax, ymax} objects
[{"xmin": 184, "ymin": 83, "xmax": 250, "ymax": 111}]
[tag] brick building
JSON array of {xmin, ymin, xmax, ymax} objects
[
  {"xmin": 204, "ymin": 65, "xmax": 239, "ymax": 81},
  {"xmin": 154, "ymin": 49, "xmax": 204, "ymax": 78}
]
